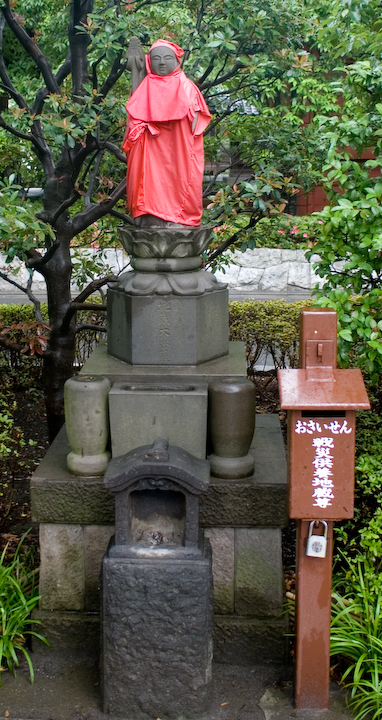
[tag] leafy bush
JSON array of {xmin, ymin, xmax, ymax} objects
[
  {"xmin": 314, "ymin": 290, "xmax": 382, "ymax": 384},
  {"xmin": 229, "ymin": 298, "xmax": 314, "ymax": 373},
  {"xmin": 334, "ymin": 398, "xmax": 382, "ymax": 593},
  {"xmin": 239, "ymin": 214, "xmax": 323, "ymax": 251},
  {"xmin": 0, "ymin": 303, "xmax": 106, "ymax": 369},
  {"xmin": 331, "ymin": 564, "xmax": 382, "ymax": 720},
  {"xmin": 0, "ymin": 534, "xmax": 48, "ymax": 684}
]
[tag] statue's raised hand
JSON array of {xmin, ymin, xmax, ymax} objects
[{"xmin": 126, "ymin": 37, "xmax": 146, "ymax": 94}]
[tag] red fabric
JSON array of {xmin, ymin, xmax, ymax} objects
[{"xmin": 122, "ymin": 43, "xmax": 211, "ymax": 226}]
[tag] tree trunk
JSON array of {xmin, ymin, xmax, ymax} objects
[{"xmin": 42, "ymin": 174, "xmax": 76, "ymax": 442}]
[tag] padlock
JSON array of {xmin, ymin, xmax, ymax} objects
[{"xmin": 306, "ymin": 520, "xmax": 328, "ymax": 558}]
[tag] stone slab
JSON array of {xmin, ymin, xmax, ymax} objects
[
  {"xmin": 33, "ymin": 609, "xmax": 287, "ymax": 667},
  {"xmin": 213, "ymin": 616, "xmax": 288, "ymax": 665},
  {"xmin": 84, "ymin": 525, "xmax": 115, "ymax": 611},
  {"xmin": 39, "ymin": 524, "xmax": 85, "ymax": 611},
  {"xmin": 31, "ymin": 415, "xmax": 287, "ymax": 527},
  {"xmin": 107, "ymin": 286, "xmax": 229, "ymax": 365},
  {"xmin": 109, "ymin": 380, "xmax": 208, "ymax": 458},
  {"xmin": 102, "ymin": 547, "xmax": 213, "ymax": 718},
  {"xmin": 32, "ymin": 609, "xmax": 100, "ymax": 654},
  {"xmin": 259, "ymin": 686, "xmax": 354, "ymax": 720},
  {"xmin": 81, "ymin": 339, "xmax": 247, "ymax": 382},
  {"xmin": 234, "ymin": 528, "xmax": 284, "ymax": 617},
  {"xmin": 204, "ymin": 528, "xmax": 235, "ymax": 614}
]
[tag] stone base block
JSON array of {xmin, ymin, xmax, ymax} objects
[
  {"xmin": 102, "ymin": 544, "xmax": 213, "ymax": 718},
  {"xmin": 235, "ymin": 528, "xmax": 284, "ymax": 617},
  {"xmin": 205, "ymin": 527, "xmax": 284, "ymax": 619},
  {"xmin": 31, "ymin": 415, "xmax": 287, "ymax": 528},
  {"xmin": 32, "ymin": 609, "xmax": 287, "ymax": 667},
  {"xmin": 213, "ymin": 616, "xmax": 288, "ymax": 666},
  {"xmin": 32, "ymin": 609, "xmax": 100, "ymax": 656},
  {"xmin": 109, "ymin": 380, "xmax": 208, "ymax": 458},
  {"xmin": 107, "ymin": 286, "xmax": 229, "ymax": 365},
  {"xmin": 39, "ymin": 523, "xmax": 114, "ymax": 612}
]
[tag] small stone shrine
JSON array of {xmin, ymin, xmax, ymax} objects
[{"xmin": 102, "ymin": 438, "xmax": 212, "ymax": 717}]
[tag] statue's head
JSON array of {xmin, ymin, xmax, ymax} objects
[
  {"xmin": 149, "ymin": 39, "xmax": 183, "ymax": 76},
  {"xmin": 150, "ymin": 46, "xmax": 178, "ymax": 76}
]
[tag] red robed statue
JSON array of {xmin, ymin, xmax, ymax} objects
[{"xmin": 122, "ymin": 38, "xmax": 211, "ymax": 227}]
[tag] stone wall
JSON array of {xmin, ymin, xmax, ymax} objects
[
  {"xmin": 0, "ymin": 248, "xmax": 322, "ymax": 296},
  {"xmin": 214, "ymin": 248, "xmax": 323, "ymax": 293}
]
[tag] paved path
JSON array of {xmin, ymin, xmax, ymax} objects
[{"xmin": 0, "ymin": 647, "xmax": 351, "ymax": 720}]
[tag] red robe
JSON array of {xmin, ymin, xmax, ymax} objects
[{"xmin": 122, "ymin": 56, "xmax": 211, "ymax": 226}]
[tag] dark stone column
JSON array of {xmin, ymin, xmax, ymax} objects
[{"xmin": 102, "ymin": 541, "xmax": 213, "ymax": 719}]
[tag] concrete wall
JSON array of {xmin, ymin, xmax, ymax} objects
[
  {"xmin": 0, "ymin": 248, "xmax": 322, "ymax": 297},
  {"xmin": 214, "ymin": 249, "xmax": 324, "ymax": 294}
]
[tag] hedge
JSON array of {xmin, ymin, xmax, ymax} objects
[{"xmin": 229, "ymin": 298, "xmax": 314, "ymax": 373}]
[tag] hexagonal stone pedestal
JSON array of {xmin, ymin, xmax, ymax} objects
[{"xmin": 107, "ymin": 284, "xmax": 229, "ymax": 365}]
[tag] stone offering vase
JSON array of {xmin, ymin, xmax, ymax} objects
[
  {"xmin": 64, "ymin": 375, "xmax": 111, "ymax": 476},
  {"xmin": 208, "ymin": 377, "xmax": 256, "ymax": 479}
]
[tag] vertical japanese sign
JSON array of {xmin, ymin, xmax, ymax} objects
[{"xmin": 289, "ymin": 413, "xmax": 355, "ymax": 520}]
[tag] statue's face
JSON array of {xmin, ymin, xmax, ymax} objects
[{"xmin": 150, "ymin": 46, "xmax": 178, "ymax": 76}]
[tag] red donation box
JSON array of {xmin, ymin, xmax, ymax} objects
[{"xmin": 278, "ymin": 308, "xmax": 370, "ymax": 712}]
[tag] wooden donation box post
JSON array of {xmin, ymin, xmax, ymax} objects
[{"xmin": 278, "ymin": 308, "xmax": 370, "ymax": 711}]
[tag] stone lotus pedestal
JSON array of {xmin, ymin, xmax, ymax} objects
[{"xmin": 107, "ymin": 226, "xmax": 229, "ymax": 365}]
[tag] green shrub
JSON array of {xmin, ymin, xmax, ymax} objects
[
  {"xmin": 239, "ymin": 214, "xmax": 323, "ymax": 251},
  {"xmin": 0, "ymin": 302, "xmax": 106, "ymax": 369},
  {"xmin": 315, "ymin": 290, "xmax": 382, "ymax": 385},
  {"xmin": 331, "ymin": 563, "xmax": 382, "ymax": 720},
  {"xmin": 229, "ymin": 298, "xmax": 314, "ymax": 372},
  {"xmin": 0, "ymin": 534, "xmax": 48, "ymax": 684},
  {"xmin": 334, "ymin": 402, "xmax": 382, "ymax": 594}
]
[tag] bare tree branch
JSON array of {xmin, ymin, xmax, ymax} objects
[
  {"xmin": 0, "ymin": 14, "xmax": 30, "ymax": 110},
  {"xmin": 203, "ymin": 164, "xmax": 233, "ymax": 196},
  {"xmin": 0, "ymin": 336, "xmax": 25, "ymax": 352},
  {"xmin": 61, "ymin": 275, "xmax": 116, "ymax": 333},
  {"xmin": 26, "ymin": 242, "xmax": 59, "ymax": 270},
  {"xmin": 32, "ymin": 53, "xmax": 72, "ymax": 115},
  {"xmin": 85, "ymin": 150, "xmax": 104, "ymax": 207},
  {"xmin": 75, "ymin": 322, "xmax": 107, "ymax": 334},
  {"xmin": 104, "ymin": 141, "xmax": 127, "ymax": 163},
  {"xmin": 0, "ymin": 114, "xmax": 35, "ymax": 143},
  {"xmin": 41, "ymin": 192, "xmax": 80, "ymax": 226},
  {"xmin": 0, "ymin": 270, "xmax": 44, "ymax": 320},
  {"xmin": 69, "ymin": 178, "xmax": 126, "ymax": 236},
  {"xmin": 2, "ymin": 1, "xmax": 61, "ymax": 94},
  {"xmin": 110, "ymin": 208, "xmax": 134, "ymax": 225},
  {"xmin": 196, "ymin": 57, "xmax": 215, "ymax": 87},
  {"xmin": 200, "ymin": 62, "xmax": 245, "ymax": 91},
  {"xmin": 98, "ymin": 51, "xmax": 127, "ymax": 100},
  {"xmin": 69, "ymin": 0, "xmax": 93, "ymax": 101},
  {"xmin": 207, "ymin": 216, "xmax": 262, "ymax": 263},
  {"xmin": 73, "ymin": 276, "xmax": 117, "ymax": 304},
  {"xmin": 72, "ymin": 302, "xmax": 107, "ymax": 311}
]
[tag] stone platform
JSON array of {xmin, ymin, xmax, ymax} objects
[{"xmin": 31, "ymin": 341, "xmax": 288, "ymax": 664}]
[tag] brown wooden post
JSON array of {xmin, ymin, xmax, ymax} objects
[
  {"xmin": 295, "ymin": 519, "xmax": 333, "ymax": 709},
  {"xmin": 296, "ymin": 309, "xmax": 336, "ymax": 710}
]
